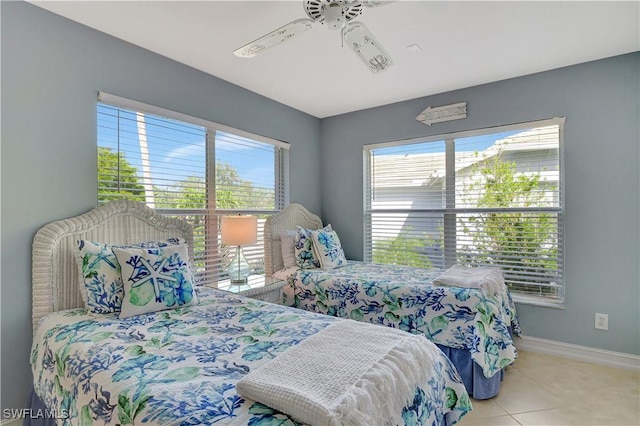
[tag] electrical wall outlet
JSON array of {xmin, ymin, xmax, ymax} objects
[{"xmin": 595, "ymin": 313, "xmax": 608, "ymax": 330}]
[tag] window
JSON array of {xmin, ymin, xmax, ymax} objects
[
  {"xmin": 97, "ymin": 93, "xmax": 289, "ymax": 286},
  {"xmin": 364, "ymin": 118, "xmax": 564, "ymax": 305}
]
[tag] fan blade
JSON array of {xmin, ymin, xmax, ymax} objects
[
  {"xmin": 342, "ymin": 21, "xmax": 393, "ymax": 73},
  {"xmin": 359, "ymin": 0, "xmax": 396, "ymax": 7},
  {"xmin": 233, "ymin": 18, "xmax": 315, "ymax": 58}
]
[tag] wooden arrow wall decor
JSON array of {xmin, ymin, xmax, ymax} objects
[{"xmin": 415, "ymin": 102, "xmax": 467, "ymax": 126}]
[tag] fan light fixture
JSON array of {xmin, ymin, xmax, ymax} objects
[
  {"xmin": 233, "ymin": 0, "xmax": 395, "ymax": 73},
  {"xmin": 324, "ymin": 2, "xmax": 346, "ymax": 29}
]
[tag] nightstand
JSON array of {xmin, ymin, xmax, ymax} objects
[{"xmin": 216, "ymin": 275, "xmax": 286, "ymax": 304}]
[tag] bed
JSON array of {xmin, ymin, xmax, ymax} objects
[
  {"xmin": 28, "ymin": 200, "xmax": 471, "ymax": 426},
  {"xmin": 264, "ymin": 203, "xmax": 521, "ymax": 400}
]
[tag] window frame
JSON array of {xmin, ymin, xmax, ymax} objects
[
  {"xmin": 96, "ymin": 92, "xmax": 290, "ymax": 286},
  {"xmin": 363, "ymin": 117, "xmax": 565, "ymax": 307}
]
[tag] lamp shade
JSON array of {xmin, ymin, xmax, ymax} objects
[{"xmin": 221, "ymin": 215, "xmax": 258, "ymax": 246}]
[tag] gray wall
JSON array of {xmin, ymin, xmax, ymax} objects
[
  {"xmin": 321, "ymin": 52, "xmax": 640, "ymax": 356},
  {"xmin": 1, "ymin": 2, "xmax": 321, "ymax": 411}
]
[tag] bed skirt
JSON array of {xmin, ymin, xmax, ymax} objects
[
  {"xmin": 23, "ymin": 388, "xmax": 55, "ymax": 426},
  {"xmin": 436, "ymin": 344, "xmax": 504, "ymax": 399}
]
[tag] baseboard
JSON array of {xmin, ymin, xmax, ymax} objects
[{"xmin": 518, "ymin": 335, "xmax": 640, "ymax": 371}]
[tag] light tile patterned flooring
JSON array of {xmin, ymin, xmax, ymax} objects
[{"xmin": 458, "ymin": 350, "xmax": 640, "ymax": 426}]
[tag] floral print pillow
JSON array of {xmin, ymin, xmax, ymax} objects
[
  {"xmin": 113, "ymin": 244, "xmax": 198, "ymax": 318},
  {"xmin": 295, "ymin": 224, "xmax": 332, "ymax": 269},
  {"xmin": 311, "ymin": 228, "xmax": 347, "ymax": 270},
  {"xmin": 77, "ymin": 238, "xmax": 184, "ymax": 314}
]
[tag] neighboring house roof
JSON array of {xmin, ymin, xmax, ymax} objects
[{"xmin": 372, "ymin": 126, "xmax": 559, "ymax": 189}]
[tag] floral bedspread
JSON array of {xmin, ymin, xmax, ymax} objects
[
  {"xmin": 31, "ymin": 287, "xmax": 471, "ymax": 426},
  {"xmin": 282, "ymin": 261, "xmax": 521, "ymax": 378}
]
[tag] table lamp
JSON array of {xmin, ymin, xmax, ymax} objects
[{"xmin": 221, "ymin": 215, "xmax": 257, "ymax": 286}]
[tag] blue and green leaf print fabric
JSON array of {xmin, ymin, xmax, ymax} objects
[
  {"xmin": 311, "ymin": 228, "xmax": 347, "ymax": 270},
  {"xmin": 113, "ymin": 244, "xmax": 197, "ymax": 318},
  {"xmin": 294, "ymin": 224, "xmax": 332, "ymax": 269},
  {"xmin": 282, "ymin": 261, "xmax": 521, "ymax": 378},
  {"xmin": 77, "ymin": 238, "xmax": 184, "ymax": 314},
  {"xmin": 31, "ymin": 287, "xmax": 471, "ymax": 426}
]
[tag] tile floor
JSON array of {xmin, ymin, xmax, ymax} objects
[{"xmin": 458, "ymin": 350, "xmax": 640, "ymax": 426}]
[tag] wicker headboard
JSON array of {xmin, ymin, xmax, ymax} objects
[
  {"xmin": 31, "ymin": 200, "xmax": 193, "ymax": 331},
  {"xmin": 263, "ymin": 203, "xmax": 322, "ymax": 277}
]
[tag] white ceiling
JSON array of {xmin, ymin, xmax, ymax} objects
[{"xmin": 30, "ymin": 1, "xmax": 639, "ymax": 118}]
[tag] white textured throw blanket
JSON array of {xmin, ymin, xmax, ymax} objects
[
  {"xmin": 236, "ymin": 320, "xmax": 438, "ymax": 426},
  {"xmin": 433, "ymin": 264, "xmax": 505, "ymax": 295}
]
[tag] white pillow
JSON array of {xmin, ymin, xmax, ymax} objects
[
  {"xmin": 113, "ymin": 244, "xmax": 198, "ymax": 318},
  {"xmin": 311, "ymin": 228, "xmax": 347, "ymax": 270},
  {"xmin": 280, "ymin": 230, "xmax": 297, "ymax": 268}
]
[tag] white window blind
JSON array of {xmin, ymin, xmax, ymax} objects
[
  {"xmin": 365, "ymin": 118, "xmax": 564, "ymax": 305},
  {"xmin": 97, "ymin": 97, "xmax": 289, "ymax": 286}
]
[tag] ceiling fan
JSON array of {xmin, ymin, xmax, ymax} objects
[{"xmin": 233, "ymin": 0, "xmax": 395, "ymax": 73}]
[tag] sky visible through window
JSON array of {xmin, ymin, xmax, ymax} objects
[
  {"xmin": 97, "ymin": 104, "xmax": 275, "ymax": 190},
  {"xmin": 98, "ymin": 102, "xmax": 519, "ymax": 193},
  {"xmin": 375, "ymin": 130, "xmax": 520, "ymax": 156}
]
